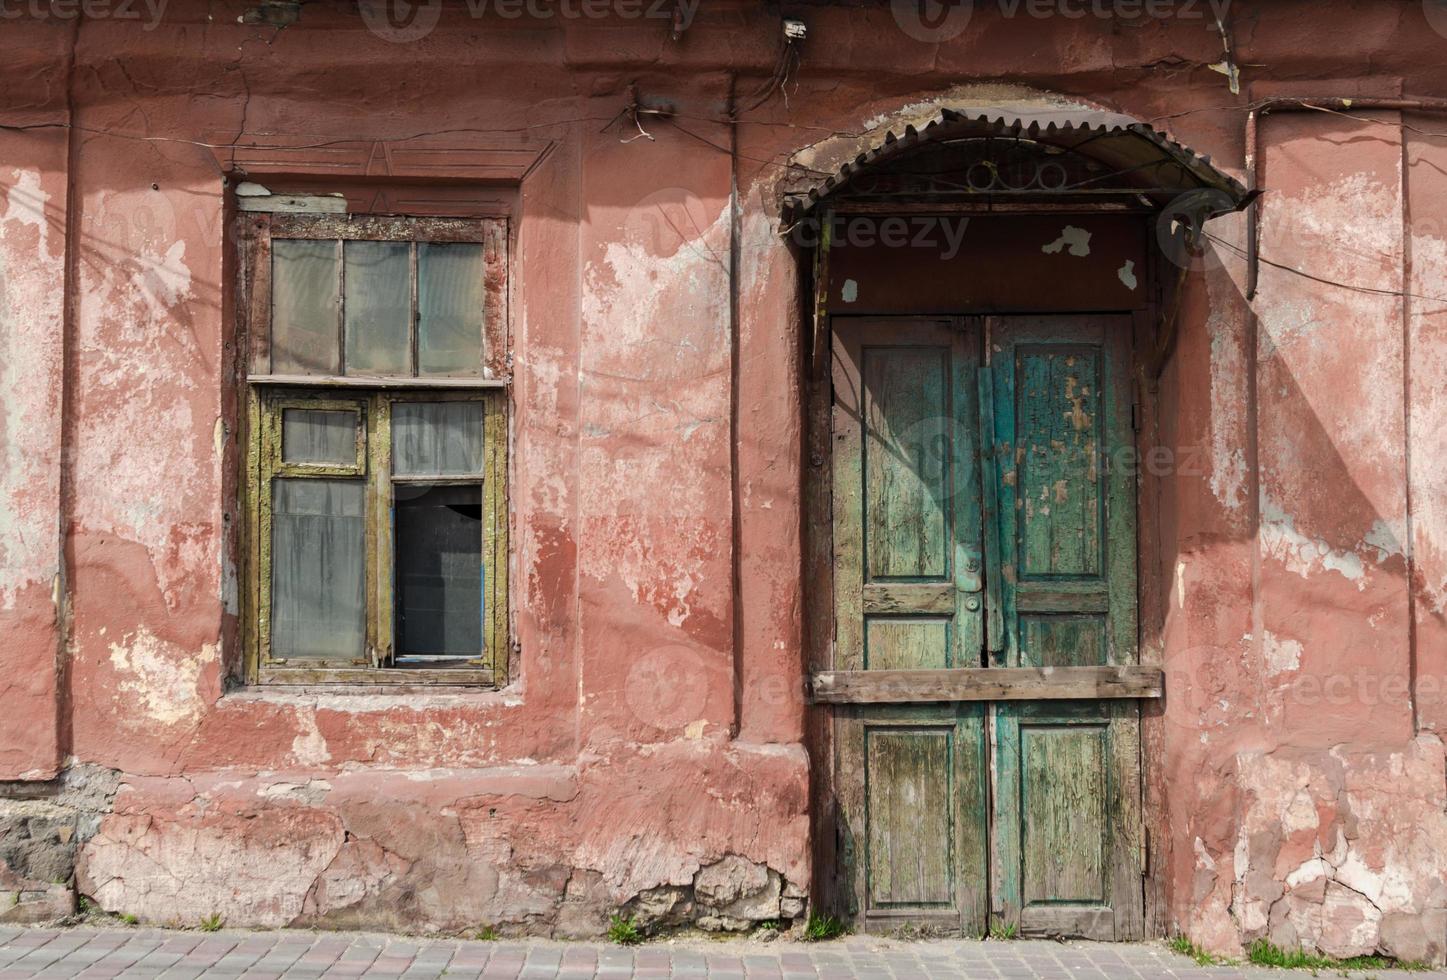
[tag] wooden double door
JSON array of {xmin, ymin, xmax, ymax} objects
[{"xmin": 821, "ymin": 314, "xmax": 1148, "ymax": 940}]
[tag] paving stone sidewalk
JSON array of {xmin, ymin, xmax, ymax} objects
[{"xmin": 1, "ymin": 927, "xmax": 1443, "ymax": 980}]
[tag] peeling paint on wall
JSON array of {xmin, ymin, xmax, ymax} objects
[{"xmin": 106, "ymin": 630, "xmax": 215, "ymax": 727}]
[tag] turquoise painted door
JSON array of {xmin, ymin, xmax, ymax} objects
[
  {"xmin": 829, "ymin": 314, "xmax": 1143, "ymax": 939},
  {"xmin": 980, "ymin": 315, "xmax": 1143, "ymax": 941}
]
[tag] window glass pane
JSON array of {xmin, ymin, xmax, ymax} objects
[
  {"xmin": 392, "ymin": 401, "xmax": 484, "ymax": 475},
  {"xmin": 272, "ymin": 239, "xmax": 341, "ymax": 374},
  {"xmin": 281, "ymin": 408, "xmax": 358, "ymax": 466},
  {"xmin": 395, "ymin": 484, "xmax": 482, "ymax": 659},
  {"xmin": 271, "ymin": 479, "xmax": 365, "ymax": 660},
  {"xmin": 417, "ymin": 243, "xmax": 484, "ymax": 376},
  {"xmin": 344, "ymin": 241, "xmax": 411, "ymax": 375}
]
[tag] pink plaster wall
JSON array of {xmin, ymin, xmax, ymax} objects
[{"xmin": 0, "ymin": 0, "xmax": 1444, "ymax": 954}]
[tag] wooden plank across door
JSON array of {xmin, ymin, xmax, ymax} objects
[{"xmin": 812, "ymin": 665, "xmax": 1163, "ymax": 703}]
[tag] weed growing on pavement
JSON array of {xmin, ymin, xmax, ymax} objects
[
  {"xmin": 607, "ymin": 914, "xmax": 643, "ymax": 945},
  {"xmin": 803, "ymin": 914, "xmax": 845, "ymax": 941},
  {"xmin": 1167, "ymin": 935, "xmax": 1227, "ymax": 966},
  {"xmin": 1246, "ymin": 938, "xmax": 1429, "ymax": 972}
]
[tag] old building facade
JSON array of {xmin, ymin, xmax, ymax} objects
[{"xmin": 1, "ymin": 0, "xmax": 1446, "ymax": 964}]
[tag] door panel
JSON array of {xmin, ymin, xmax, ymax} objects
[
  {"xmin": 832, "ymin": 318, "xmax": 987, "ymax": 933},
  {"xmin": 863, "ymin": 344, "xmax": 952, "ymax": 580},
  {"xmin": 1015, "ymin": 345, "xmax": 1104, "ymax": 578},
  {"xmin": 866, "ymin": 619, "xmax": 950, "ymax": 670},
  {"xmin": 866, "ymin": 725, "xmax": 956, "ymax": 907},
  {"xmin": 832, "ymin": 317, "xmax": 985, "ymax": 670},
  {"xmin": 837, "ymin": 706, "xmax": 988, "ymax": 928},
  {"xmin": 982, "ymin": 315, "xmax": 1142, "ymax": 940},
  {"xmin": 1020, "ymin": 721, "xmax": 1108, "ymax": 905}
]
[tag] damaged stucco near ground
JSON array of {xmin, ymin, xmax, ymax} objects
[
  {"xmin": 1156, "ymin": 105, "xmax": 1447, "ymax": 963},
  {"xmin": 0, "ymin": 0, "xmax": 1446, "ymax": 959}
]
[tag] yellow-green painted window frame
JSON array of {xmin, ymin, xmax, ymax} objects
[{"xmin": 244, "ymin": 386, "xmax": 508, "ymax": 687}]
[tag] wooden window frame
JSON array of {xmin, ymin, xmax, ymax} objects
[
  {"xmin": 243, "ymin": 213, "xmax": 509, "ymax": 384},
  {"xmin": 239, "ymin": 211, "xmax": 510, "ymax": 688}
]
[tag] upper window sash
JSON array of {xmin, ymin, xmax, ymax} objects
[{"xmin": 242, "ymin": 213, "xmax": 508, "ymax": 384}]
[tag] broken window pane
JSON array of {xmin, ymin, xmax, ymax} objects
[
  {"xmin": 392, "ymin": 401, "xmax": 484, "ymax": 476},
  {"xmin": 417, "ymin": 243, "xmax": 484, "ymax": 376},
  {"xmin": 394, "ymin": 484, "xmax": 482, "ymax": 660},
  {"xmin": 271, "ymin": 479, "xmax": 366, "ymax": 660},
  {"xmin": 272, "ymin": 239, "xmax": 341, "ymax": 374},
  {"xmin": 281, "ymin": 408, "xmax": 358, "ymax": 466},
  {"xmin": 344, "ymin": 241, "xmax": 411, "ymax": 375}
]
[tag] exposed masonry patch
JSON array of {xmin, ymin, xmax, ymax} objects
[
  {"xmin": 625, "ymin": 855, "xmax": 806, "ymax": 933},
  {"xmin": 0, "ymin": 766, "xmax": 122, "ymax": 924},
  {"xmin": 1117, "ymin": 260, "xmax": 1138, "ymax": 290},
  {"xmin": 1209, "ymin": 739, "xmax": 1447, "ymax": 964}
]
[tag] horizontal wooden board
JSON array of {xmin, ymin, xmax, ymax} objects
[
  {"xmin": 810, "ymin": 666, "xmax": 1163, "ymax": 703},
  {"xmin": 863, "ymin": 583, "xmax": 957, "ymax": 615},
  {"xmin": 1020, "ymin": 903, "xmax": 1116, "ymax": 940}
]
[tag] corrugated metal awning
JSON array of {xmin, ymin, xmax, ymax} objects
[{"xmin": 783, "ymin": 103, "xmax": 1254, "ymax": 221}]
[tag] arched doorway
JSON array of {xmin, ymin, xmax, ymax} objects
[{"xmin": 794, "ymin": 103, "xmax": 1251, "ymax": 939}]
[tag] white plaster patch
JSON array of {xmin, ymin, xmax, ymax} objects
[
  {"xmin": 107, "ymin": 629, "xmax": 214, "ymax": 726},
  {"xmin": 137, "ymin": 240, "xmax": 193, "ymax": 311},
  {"xmin": 1363, "ymin": 518, "xmax": 1405, "ymax": 563},
  {"xmin": 1041, "ymin": 226, "xmax": 1091, "ymax": 257},
  {"xmin": 291, "ymin": 709, "xmax": 332, "ymax": 766},
  {"xmin": 2, "ymin": 169, "xmax": 48, "ymax": 254},
  {"xmin": 840, "ymin": 278, "xmax": 858, "ymax": 303},
  {"xmin": 0, "ymin": 168, "xmax": 64, "ymax": 608},
  {"xmin": 1116, "ymin": 259, "xmax": 1137, "ymax": 290},
  {"xmin": 1262, "ymin": 630, "xmax": 1303, "ymax": 676}
]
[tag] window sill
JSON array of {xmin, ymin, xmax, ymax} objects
[
  {"xmin": 253, "ymin": 666, "xmax": 497, "ymax": 688},
  {"xmin": 249, "ymin": 374, "xmax": 508, "ymax": 390}
]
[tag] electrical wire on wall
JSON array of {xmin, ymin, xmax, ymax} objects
[{"xmin": 742, "ymin": 19, "xmax": 805, "ymax": 114}]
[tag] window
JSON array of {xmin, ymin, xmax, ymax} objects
[{"xmin": 240, "ymin": 213, "xmax": 508, "ymax": 685}]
